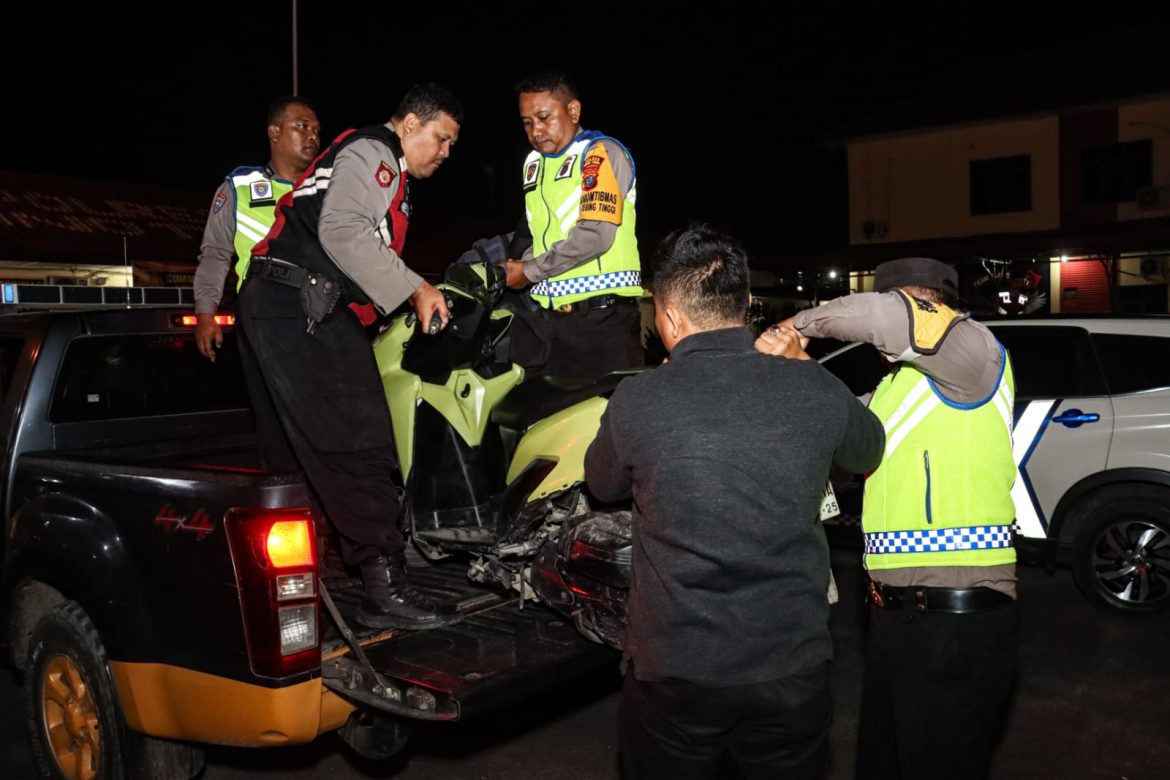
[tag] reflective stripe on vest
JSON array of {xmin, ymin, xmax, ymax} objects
[
  {"xmin": 530, "ymin": 270, "xmax": 641, "ymax": 299},
  {"xmin": 863, "ymin": 342, "xmax": 1017, "ymax": 571},
  {"xmin": 522, "ymin": 131, "xmax": 641, "ymax": 308},
  {"xmin": 230, "ymin": 169, "xmax": 293, "ymax": 290},
  {"xmin": 864, "ymin": 525, "xmax": 1014, "ymax": 555}
]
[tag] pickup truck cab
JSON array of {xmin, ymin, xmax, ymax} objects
[{"xmin": 0, "ymin": 299, "xmax": 612, "ymax": 780}]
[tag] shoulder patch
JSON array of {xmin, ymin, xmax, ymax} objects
[
  {"xmin": 578, "ymin": 144, "xmax": 622, "ymax": 225},
  {"xmin": 581, "ymin": 149, "xmax": 607, "ymax": 192},
  {"xmin": 212, "ymin": 192, "xmax": 227, "ymax": 214},
  {"xmin": 376, "ymin": 161, "xmax": 396, "ymax": 188}
]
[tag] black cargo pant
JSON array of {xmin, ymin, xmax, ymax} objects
[
  {"xmin": 621, "ymin": 663, "xmax": 831, "ymax": 780},
  {"xmin": 856, "ymin": 601, "xmax": 1019, "ymax": 780},
  {"xmin": 509, "ymin": 299, "xmax": 643, "ymax": 383},
  {"xmin": 236, "ymin": 276, "xmax": 404, "ymax": 566}
]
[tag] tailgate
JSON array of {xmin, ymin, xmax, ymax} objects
[{"xmin": 320, "ymin": 558, "xmax": 615, "ymax": 721}]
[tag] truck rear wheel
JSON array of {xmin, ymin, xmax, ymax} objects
[{"xmin": 24, "ymin": 600, "xmax": 203, "ymax": 780}]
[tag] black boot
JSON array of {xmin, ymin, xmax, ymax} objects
[{"xmin": 356, "ymin": 553, "xmax": 461, "ymax": 630}]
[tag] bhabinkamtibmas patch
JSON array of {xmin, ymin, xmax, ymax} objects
[{"xmin": 578, "ymin": 143, "xmax": 623, "ymax": 225}]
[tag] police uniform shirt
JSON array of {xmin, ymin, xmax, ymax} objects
[
  {"xmin": 316, "ymin": 131, "xmax": 423, "ymax": 313},
  {"xmin": 519, "ymin": 138, "xmax": 634, "ymax": 284},
  {"xmin": 193, "ymin": 175, "xmax": 251, "ymax": 314},
  {"xmin": 794, "ymin": 291, "xmax": 1017, "ymax": 597}
]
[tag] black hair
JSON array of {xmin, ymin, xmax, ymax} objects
[
  {"xmin": 650, "ymin": 224, "xmax": 750, "ymax": 327},
  {"xmin": 514, "ymin": 71, "xmax": 579, "ymax": 102},
  {"xmin": 393, "ymin": 83, "xmax": 464, "ymax": 125},
  {"xmin": 267, "ymin": 95, "xmax": 317, "ymax": 126}
]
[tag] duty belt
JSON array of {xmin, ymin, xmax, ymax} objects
[
  {"xmin": 554, "ymin": 294, "xmax": 638, "ymax": 314},
  {"xmin": 867, "ymin": 580, "xmax": 1013, "ymax": 613},
  {"xmin": 246, "ymin": 256, "xmax": 308, "ymax": 288},
  {"xmin": 247, "ymin": 256, "xmax": 342, "ymax": 334}
]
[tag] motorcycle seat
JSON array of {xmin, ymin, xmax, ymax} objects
[{"xmin": 490, "ymin": 370, "xmax": 639, "ymax": 432}]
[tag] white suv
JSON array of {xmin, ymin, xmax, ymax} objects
[{"xmin": 820, "ymin": 316, "xmax": 1170, "ymax": 615}]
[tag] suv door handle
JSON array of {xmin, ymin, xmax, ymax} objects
[{"xmin": 1052, "ymin": 409, "xmax": 1101, "ymax": 428}]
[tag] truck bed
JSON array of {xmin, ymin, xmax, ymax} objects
[{"xmin": 321, "ymin": 550, "xmax": 616, "ymax": 721}]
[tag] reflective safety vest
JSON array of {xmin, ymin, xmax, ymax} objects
[
  {"xmin": 862, "ymin": 301, "xmax": 1017, "ymax": 571},
  {"xmin": 522, "ymin": 130, "xmax": 641, "ymax": 308},
  {"xmin": 228, "ymin": 167, "xmax": 294, "ymax": 290}
]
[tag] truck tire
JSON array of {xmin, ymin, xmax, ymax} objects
[
  {"xmin": 1071, "ymin": 485, "xmax": 1170, "ymax": 615},
  {"xmin": 24, "ymin": 601, "xmax": 204, "ymax": 780}
]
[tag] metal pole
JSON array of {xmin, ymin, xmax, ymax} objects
[{"xmin": 292, "ymin": 0, "xmax": 299, "ymax": 95}]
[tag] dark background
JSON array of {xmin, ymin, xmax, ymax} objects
[{"xmin": 3, "ymin": 2, "xmax": 1165, "ymax": 258}]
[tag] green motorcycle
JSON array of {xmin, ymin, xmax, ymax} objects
[{"xmin": 372, "ymin": 261, "xmax": 634, "ymax": 648}]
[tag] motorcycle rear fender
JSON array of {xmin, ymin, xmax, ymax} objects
[{"xmin": 507, "ymin": 396, "xmax": 608, "ymax": 501}]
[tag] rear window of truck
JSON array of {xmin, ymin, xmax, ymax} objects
[{"xmin": 50, "ymin": 332, "xmax": 250, "ymax": 422}]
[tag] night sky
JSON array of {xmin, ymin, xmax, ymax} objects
[{"xmin": 4, "ymin": 3, "xmax": 1160, "ymax": 261}]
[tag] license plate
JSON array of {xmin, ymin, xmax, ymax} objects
[{"xmin": 819, "ymin": 481, "xmax": 841, "ymax": 521}]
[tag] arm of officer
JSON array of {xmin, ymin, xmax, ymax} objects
[
  {"xmin": 584, "ymin": 401, "xmax": 632, "ymax": 502},
  {"xmin": 780, "ymin": 292, "xmax": 1001, "ymax": 405},
  {"xmin": 318, "ymin": 138, "xmax": 445, "ymax": 322},
  {"xmin": 520, "ymin": 139, "xmax": 632, "ymax": 283},
  {"xmin": 193, "ymin": 179, "xmax": 235, "ymax": 360}
]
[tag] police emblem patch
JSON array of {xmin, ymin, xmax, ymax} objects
[
  {"xmin": 249, "ymin": 180, "xmax": 273, "ymax": 202},
  {"xmin": 555, "ymin": 154, "xmax": 578, "ymax": 180},
  {"xmin": 212, "ymin": 192, "xmax": 227, "ymax": 214},
  {"xmin": 581, "ymin": 153, "xmax": 604, "ymax": 192},
  {"xmin": 377, "ymin": 161, "xmax": 396, "ymax": 188},
  {"xmin": 523, "ymin": 160, "xmax": 539, "ymax": 187}
]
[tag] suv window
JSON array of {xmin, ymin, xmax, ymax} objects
[
  {"xmin": 1090, "ymin": 333, "xmax": 1170, "ymax": 395},
  {"xmin": 989, "ymin": 325, "xmax": 1107, "ymax": 399},
  {"xmin": 50, "ymin": 332, "xmax": 249, "ymax": 423},
  {"xmin": 820, "ymin": 342, "xmax": 888, "ymax": 397}
]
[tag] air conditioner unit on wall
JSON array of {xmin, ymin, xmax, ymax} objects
[
  {"xmin": 1140, "ymin": 256, "xmax": 1169, "ymax": 281},
  {"xmin": 1136, "ymin": 185, "xmax": 1170, "ymax": 211}
]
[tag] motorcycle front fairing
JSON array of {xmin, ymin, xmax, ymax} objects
[
  {"xmin": 370, "ymin": 260, "xmax": 636, "ymax": 650},
  {"xmin": 373, "ymin": 269, "xmax": 522, "ymax": 551}
]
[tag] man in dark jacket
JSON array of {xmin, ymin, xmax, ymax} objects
[{"xmin": 585, "ymin": 225, "xmax": 885, "ymax": 779}]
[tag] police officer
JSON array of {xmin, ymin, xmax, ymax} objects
[
  {"xmin": 757, "ymin": 257, "xmax": 1018, "ymax": 780},
  {"xmin": 502, "ymin": 72, "xmax": 643, "ymax": 381},
  {"xmin": 238, "ymin": 84, "xmax": 460, "ymax": 630},
  {"xmin": 193, "ymin": 96, "xmax": 321, "ymax": 361}
]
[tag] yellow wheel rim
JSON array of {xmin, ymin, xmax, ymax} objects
[{"xmin": 41, "ymin": 654, "xmax": 101, "ymax": 780}]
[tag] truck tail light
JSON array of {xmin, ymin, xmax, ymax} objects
[
  {"xmin": 224, "ymin": 508, "xmax": 320, "ymax": 677},
  {"xmin": 267, "ymin": 521, "xmax": 314, "ymax": 568}
]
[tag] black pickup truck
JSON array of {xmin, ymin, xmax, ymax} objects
[{"xmin": 0, "ymin": 302, "xmax": 613, "ymax": 780}]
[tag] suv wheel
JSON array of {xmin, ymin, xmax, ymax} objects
[{"xmin": 1071, "ymin": 486, "xmax": 1170, "ymax": 615}]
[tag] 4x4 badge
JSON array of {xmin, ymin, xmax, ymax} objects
[{"xmin": 154, "ymin": 504, "xmax": 216, "ymax": 541}]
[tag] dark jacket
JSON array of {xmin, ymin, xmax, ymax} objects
[{"xmin": 585, "ymin": 327, "xmax": 884, "ymax": 685}]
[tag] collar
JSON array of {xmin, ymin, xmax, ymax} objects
[
  {"xmin": 669, "ymin": 327, "xmax": 755, "ymax": 360},
  {"xmin": 542, "ymin": 127, "xmax": 592, "ymax": 159},
  {"xmin": 262, "ymin": 162, "xmax": 296, "ymax": 185}
]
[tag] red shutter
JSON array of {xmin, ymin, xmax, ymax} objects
[{"xmin": 1060, "ymin": 260, "xmax": 1111, "ymax": 313}]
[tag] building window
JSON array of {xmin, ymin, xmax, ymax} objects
[
  {"xmin": 970, "ymin": 155, "xmax": 1032, "ymax": 215},
  {"xmin": 1082, "ymin": 140, "xmax": 1152, "ymax": 203}
]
